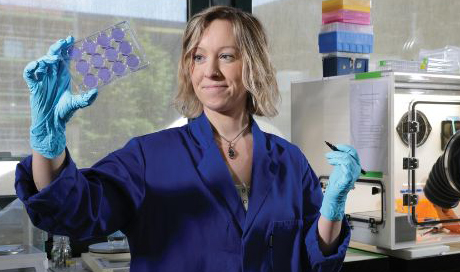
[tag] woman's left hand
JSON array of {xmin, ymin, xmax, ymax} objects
[{"xmin": 320, "ymin": 144, "xmax": 361, "ymax": 221}]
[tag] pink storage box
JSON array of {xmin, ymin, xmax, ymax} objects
[{"xmin": 322, "ymin": 9, "xmax": 371, "ymax": 25}]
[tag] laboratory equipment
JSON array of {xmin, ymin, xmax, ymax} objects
[
  {"xmin": 0, "ymin": 155, "xmax": 48, "ymax": 271},
  {"xmin": 320, "ymin": 22, "xmax": 373, "ymax": 34},
  {"xmin": 51, "ymin": 235, "xmax": 74, "ymax": 270},
  {"xmin": 322, "ymin": 9, "xmax": 371, "ymax": 25},
  {"xmin": 291, "ymin": 71, "xmax": 460, "ymax": 259},
  {"xmin": 0, "ymin": 245, "xmax": 47, "ymax": 272},
  {"xmin": 395, "ymin": 110, "xmax": 431, "ymax": 147},
  {"xmin": 323, "ymin": 52, "xmax": 369, "ymax": 77},
  {"xmin": 320, "ymin": 0, "xmax": 373, "ymax": 77},
  {"xmin": 377, "ymin": 60, "xmax": 427, "ymax": 73},
  {"xmin": 319, "ymin": 22, "xmax": 373, "ymax": 59},
  {"xmin": 82, "ymin": 232, "xmax": 130, "ymax": 272},
  {"xmin": 81, "ymin": 242, "xmax": 130, "ymax": 272},
  {"xmin": 322, "ymin": 0, "xmax": 371, "ymax": 13},
  {"xmin": 318, "ymin": 31, "xmax": 374, "ymax": 53},
  {"xmin": 64, "ymin": 21, "xmax": 149, "ymax": 93},
  {"xmin": 424, "ymin": 131, "xmax": 460, "ymax": 209},
  {"xmin": 107, "ymin": 230, "xmax": 128, "ymax": 248},
  {"xmin": 419, "ymin": 46, "xmax": 460, "ymax": 74}
]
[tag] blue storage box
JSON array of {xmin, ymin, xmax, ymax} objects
[
  {"xmin": 322, "ymin": 55, "xmax": 369, "ymax": 77},
  {"xmin": 319, "ymin": 31, "xmax": 373, "ymax": 53}
]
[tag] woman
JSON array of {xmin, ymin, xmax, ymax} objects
[{"xmin": 16, "ymin": 6, "xmax": 361, "ymax": 272}]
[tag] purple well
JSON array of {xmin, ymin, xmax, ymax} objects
[
  {"xmin": 76, "ymin": 59, "xmax": 90, "ymax": 75},
  {"xmin": 119, "ymin": 41, "xmax": 132, "ymax": 55},
  {"xmin": 82, "ymin": 40, "xmax": 97, "ymax": 55},
  {"xmin": 97, "ymin": 33, "xmax": 111, "ymax": 48},
  {"xmin": 105, "ymin": 47, "xmax": 118, "ymax": 62},
  {"xmin": 112, "ymin": 28, "xmax": 125, "ymax": 41},
  {"xmin": 98, "ymin": 67, "xmax": 111, "ymax": 83},
  {"xmin": 112, "ymin": 61, "xmax": 126, "ymax": 76},
  {"xmin": 83, "ymin": 73, "xmax": 98, "ymax": 88},
  {"xmin": 91, "ymin": 53, "xmax": 104, "ymax": 68},
  {"xmin": 67, "ymin": 47, "xmax": 82, "ymax": 61},
  {"xmin": 126, "ymin": 54, "xmax": 140, "ymax": 68}
]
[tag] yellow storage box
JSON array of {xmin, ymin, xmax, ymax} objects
[{"xmin": 322, "ymin": 0, "xmax": 371, "ymax": 13}]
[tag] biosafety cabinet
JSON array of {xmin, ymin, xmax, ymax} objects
[{"xmin": 291, "ymin": 71, "xmax": 460, "ymax": 258}]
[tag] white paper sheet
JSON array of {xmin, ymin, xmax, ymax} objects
[{"xmin": 350, "ymin": 78, "xmax": 389, "ymax": 173}]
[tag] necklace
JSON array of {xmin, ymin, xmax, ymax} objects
[{"xmin": 216, "ymin": 124, "xmax": 249, "ymax": 159}]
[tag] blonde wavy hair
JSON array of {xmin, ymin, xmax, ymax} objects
[{"xmin": 174, "ymin": 5, "xmax": 280, "ymax": 118}]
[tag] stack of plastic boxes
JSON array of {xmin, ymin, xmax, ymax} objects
[{"xmin": 319, "ymin": 0, "xmax": 373, "ymax": 77}]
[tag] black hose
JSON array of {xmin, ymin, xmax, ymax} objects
[{"xmin": 424, "ymin": 131, "xmax": 460, "ymax": 209}]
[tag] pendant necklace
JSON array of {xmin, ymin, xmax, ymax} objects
[{"xmin": 217, "ymin": 124, "xmax": 249, "ymax": 159}]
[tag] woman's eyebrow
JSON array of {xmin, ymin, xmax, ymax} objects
[{"xmin": 195, "ymin": 46, "xmax": 237, "ymax": 51}]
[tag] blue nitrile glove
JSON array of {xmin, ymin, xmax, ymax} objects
[
  {"xmin": 23, "ymin": 36, "xmax": 98, "ymax": 158},
  {"xmin": 320, "ymin": 144, "xmax": 362, "ymax": 221}
]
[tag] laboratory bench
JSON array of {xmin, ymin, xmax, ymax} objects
[
  {"xmin": 341, "ymin": 241, "xmax": 460, "ymax": 272},
  {"xmin": 7, "ymin": 242, "xmax": 460, "ymax": 272},
  {"xmin": 44, "ymin": 243, "xmax": 460, "ymax": 272}
]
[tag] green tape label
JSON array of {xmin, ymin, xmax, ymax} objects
[
  {"xmin": 361, "ymin": 171, "xmax": 383, "ymax": 178},
  {"xmin": 355, "ymin": 71, "xmax": 382, "ymax": 80}
]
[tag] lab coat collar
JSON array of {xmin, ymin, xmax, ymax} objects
[
  {"xmin": 190, "ymin": 112, "xmax": 279, "ymax": 235},
  {"xmin": 244, "ymin": 116, "xmax": 279, "ymax": 237}
]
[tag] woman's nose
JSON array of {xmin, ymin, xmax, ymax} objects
[
  {"xmin": 205, "ymin": 70, "xmax": 221, "ymax": 78},
  {"xmin": 204, "ymin": 58, "xmax": 221, "ymax": 78}
]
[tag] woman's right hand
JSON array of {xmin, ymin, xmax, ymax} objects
[{"xmin": 23, "ymin": 36, "xmax": 98, "ymax": 158}]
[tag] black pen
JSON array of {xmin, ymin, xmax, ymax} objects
[{"xmin": 325, "ymin": 141, "xmax": 367, "ymax": 175}]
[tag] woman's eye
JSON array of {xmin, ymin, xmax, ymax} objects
[
  {"xmin": 220, "ymin": 54, "xmax": 235, "ymax": 61},
  {"xmin": 193, "ymin": 54, "xmax": 204, "ymax": 63}
]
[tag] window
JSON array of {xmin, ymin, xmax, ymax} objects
[
  {"xmin": 0, "ymin": 0, "xmax": 186, "ymax": 167},
  {"xmin": 3, "ymin": 40, "xmax": 24, "ymax": 58}
]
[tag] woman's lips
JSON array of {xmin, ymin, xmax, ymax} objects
[{"xmin": 203, "ymin": 85, "xmax": 228, "ymax": 92}]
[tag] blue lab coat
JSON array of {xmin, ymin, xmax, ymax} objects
[{"xmin": 15, "ymin": 112, "xmax": 350, "ymax": 272}]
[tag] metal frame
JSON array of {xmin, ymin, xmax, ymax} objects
[{"xmin": 319, "ymin": 176, "xmax": 385, "ymax": 230}]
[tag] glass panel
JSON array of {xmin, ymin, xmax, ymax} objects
[
  {"xmin": 320, "ymin": 175, "xmax": 384, "ymax": 227},
  {"xmin": 390, "ymin": 73, "xmax": 460, "ymax": 245},
  {"xmin": 346, "ymin": 180, "xmax": 384, "ymax": 224},
  {"xmin": 0, "ymin": 1, "xmax": 186, "ymax": 167},
  {"xmin": 405, "ymin": 100, "xmax": 460, "ymax": 243}
]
